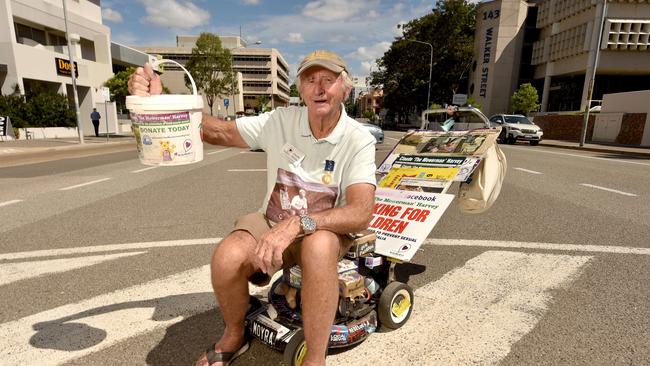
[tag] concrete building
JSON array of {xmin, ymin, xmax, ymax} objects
[
  {"xmin": 136, "ymin": 35, "xmax": 290, "ymax": 117},
  {"xmin": 358, "ymin": 87, "xmax": 383, "ymax": 118},
  {"xmin": 0, "ymin": 0, "xmax": 115, "ymax": 135},
  {"xmin": 468, "ymin": 0, "xmax": 650, "ymax": 116}
]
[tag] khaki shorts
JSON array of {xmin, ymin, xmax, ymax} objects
[{"xmin": 232, "ymin": 212, "xmax": 354, "ymax": 269}]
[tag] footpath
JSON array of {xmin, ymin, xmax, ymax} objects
[
  {"xmin": 1, "ymin": 136, "xmax": 649, "ymax": 168},
  {"xmin": 0, "ymin": 135, "xmax": 135, "ymax": 168}
]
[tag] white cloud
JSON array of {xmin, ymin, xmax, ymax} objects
[
  {"xmin": 302, "ymin": 0, "xmax": 380, "ymax": 22},
  {"xmin": 222, "ymin": 0, "xmax": 420, "ymax": 76},
  {"xmin": 287, "ymin": 33, "xmax": 305, "ymax": 44},
  {"xmin": 242, "ymin": 0, "xmax": 260, "ymax": 4},
  {"xmin": 349, "ymin": 42, "xmax": 391, "ymax": 61},
  {"xmin": 102, "ymin": 8, "xmax": 123, "ymax": 23},
  {"xmin": 139, "ymin": 0, "xmax": 209, "ymax": 30},
  {"xmin": 348, "ymin": 41, "xmax": 390, "ymax": 74}
]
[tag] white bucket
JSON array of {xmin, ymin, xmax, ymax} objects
[{"xmin": 126, "ymin": 59, "xmax": 203, "ymax": 166}]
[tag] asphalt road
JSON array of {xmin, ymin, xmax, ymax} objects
[{"xmin": 0, "ymin": 132, "xmax": 649, "ymax": 365}]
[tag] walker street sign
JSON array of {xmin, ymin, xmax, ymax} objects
[
  {"xmin": 55, "ymin": 57, "xmax": 79, "ymax": 78},
  {"xmin": 0, "ymin": 116, "xmax": 15, "ymax": 138}
]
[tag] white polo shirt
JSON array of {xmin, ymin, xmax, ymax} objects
[{"xmin": 236, "ymin": 106, "xmax": 376, "ymax": 222}]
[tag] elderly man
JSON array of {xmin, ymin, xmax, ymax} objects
[{"xmin": 129, "ymin": 50, "xmax": 376, "ymax": 366}]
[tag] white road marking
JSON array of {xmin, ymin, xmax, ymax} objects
[
  {"xmin": 0, "ymin": 265, "xmax": 272, "ymax": 366},
  {"xmin": 330, "ymin": 251, "xmax": 591, "ymax": 365},
  {"xmin": 0, "ymin": 238, "xmax": 221, "ymax": 261},
  {"xmin": 505, "ymin": 145, "xmax": 650, "ymax": 166},
  {"xmin": 426, "ymin": 238, "xmax": 650, "ymax": 255},
  {"xmin": 4, "ymin": 237, "xmax": 647, "ymax": 262},
  {"xmin": 0, "ymin": 252, "xmax": 146, "ymax": 286},
  {"xmin": 131, "ymin": 166, "xmax": 158, "ymax": 173},
  {"xmin": 579, "ymin": 183, "xmax": 637, "ymax": 197},
  {"xmin": 0, "ymin": 199, "xmax": 23, "ymax": 208},
  {"xmin": 207, "ymin": 148, "xmax": 232, "ymax": 155},
  {"xmin": 514, "ymin": 167, "xmax": 543, "ymax": 175},
  {"xmin": 239, "ymin": 151, "xmax": 264, "ymax": 154},
  {"xmin": 227, "ymin": 169, "xmax": 267, "ymax": 172},
  {"xmin": 0, "ymin": 148, "xmax": 21, "ymax": 154},
  {"xmin": 59, "ymin": 178, "xmax": 111, "ymax": 191},
  {"xmin": 385, "ymin": 136, "xmax": 401, "ymax": 142}
]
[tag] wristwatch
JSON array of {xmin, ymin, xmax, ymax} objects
[{"xmin": 299, "ymin": 214, "xmax": 317, "ymax": 235}]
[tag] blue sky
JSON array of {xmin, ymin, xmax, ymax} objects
[{"xmin": 101, "ymin": 0, "xmax": 445, "ymax": 82}]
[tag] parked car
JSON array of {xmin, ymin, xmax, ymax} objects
[
  {"xmin": 489, "ymin": 114, "xmax": 543, "ymax": 145},
  {"xmin": 360, "ymin": 122, "xmax": 384, "ymax": 144}
]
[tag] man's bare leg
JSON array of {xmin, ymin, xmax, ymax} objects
[
  {"xmin": 299, "ymin": 231, "xmax": 340, "ymax": 366},
  {"xmin": 195, "ymin": 230, "xmax": 258, "ymax": 366}
]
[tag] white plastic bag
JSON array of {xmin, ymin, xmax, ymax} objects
[{"xmin": 457, "ymin": 142, "xmax": 507, "ymax": 214}]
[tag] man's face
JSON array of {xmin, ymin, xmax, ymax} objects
[
  {"xmin": 447, "ymin": 106, "xmax": 454, "ymax": 116},
  {"xmin": 299, "ymin": 67, "xmax": 349, "ymax": 118}
]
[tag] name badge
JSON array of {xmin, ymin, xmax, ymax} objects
[{"xmin": 282, "ymin": 143, "xmax": 305, "ymax": 166}]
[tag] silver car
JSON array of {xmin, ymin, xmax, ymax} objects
[
  {"xmin": 360, "ymin": 123, "xmax": 384, "ymax": 144},
  {"xmin": 489, "ymin": 114, "xmax": 543, "ymax": 146}
]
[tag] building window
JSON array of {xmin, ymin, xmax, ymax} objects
[
  {"xmin": 15, "ymin": 22, "xmax": 46, "ymax": 45},
  {"xmin": 80, "ymin": 38, "xmax": 96, "ymax": 61}
]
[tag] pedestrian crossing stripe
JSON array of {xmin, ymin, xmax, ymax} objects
[{"xmin": 0, "ymin": 250, "xmax": 591, "ymax": 366}]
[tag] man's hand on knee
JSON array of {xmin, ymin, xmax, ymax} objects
[{"xmin": 255, "ymin": 216, "xmax": 301, "ymax": 274}]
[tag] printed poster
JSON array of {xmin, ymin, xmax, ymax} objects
[
  {"xmin": 379, "ymin": 154, "xmax": 481, "ymax": 182},
  {"xmin": 378, "ymin": 166, "xmax": 459, "ymax": 192},
  {"xmin": 370, "ymin": 188, "xmax": 454, "ymax": 261}
]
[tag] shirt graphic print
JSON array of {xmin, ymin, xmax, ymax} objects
[{"xmin": 266, "ymin": 168, "xmax": 339, "ymax": 223}]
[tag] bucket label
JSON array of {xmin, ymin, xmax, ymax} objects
[{"xmin": 131, "ymin": 111, "xmax": 199, "ymax": 165}]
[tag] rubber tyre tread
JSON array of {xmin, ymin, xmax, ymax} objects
[
  {"xmin": 283, "ymin": 328, "xmax": 307, "ymax": 366},
  {"xmin": 378, "ymin": 281, "xmax": 414, "ymax": 330}
]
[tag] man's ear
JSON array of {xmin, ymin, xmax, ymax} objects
[{"xmin": 343, "ymin": 86, "xmax": 352, "ymax": 100}]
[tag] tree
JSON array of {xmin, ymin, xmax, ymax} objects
[
  {"xmin": 184, "ymin": 32, "xmax": 235, "ymax": 116},
  {"xmin": 362, "ymin": 110, "xmax": 376, "ymax": 121},
  {"xmin": 103, "ymin": 67, "xmax": 134, "ymax": 113},
  {"xmin": 511, "ymin": 83, "xmax": 540, "ymax": 115},
  {"xmin": 466, "ymin": 96, "xmax": 481, "ymax": 110},
  {"xmin": 0, "ymin": 94, "xmax": 27, "ymax": 128},
  {"xmin": 372, "ymin": 1, "xmax": 477, "ymax": 122},
  {"xmin": 256, "ymin": 95, "xmax": 270, "ymax": 112},
  {"xmin": 344, "ymin": 96, "xmax": 358, "ymax": 117},
  {"xmin": 289, "ymin": 83, "xmax": 299, "ymax": 97},
  {"xmin": 25, "ymin": 89, "xmax": 76, "ymax": 127}
]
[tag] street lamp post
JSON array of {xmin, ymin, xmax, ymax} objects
[
  {"xmin": 403, "ymin": 39, "xmax": 433, "ymax": 110},
  {"xmin": 62, "ymin": 0, "xmax": 83, "ymax": 143},
  {"xmin": 580, "ymin": 0, "xmax": 607, "ymax": 147},
  {"xmin": 230, "ymin": 40, "xmax": 261, "ymax": 117}
]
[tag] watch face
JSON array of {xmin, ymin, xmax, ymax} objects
[{"xmin": 301, "ymin": 215, "xmax": 316, "ymax": 233}]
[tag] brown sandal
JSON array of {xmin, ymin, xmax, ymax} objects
[{"xmin": 195, "ymin": 340, "xmax": 250, "ymax": 366}]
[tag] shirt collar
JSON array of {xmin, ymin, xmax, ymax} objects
[{"xmin": 299, "ymin": 104, "xmax": 347, "ymax": 145}]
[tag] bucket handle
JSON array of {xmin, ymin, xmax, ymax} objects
[{"xmin": 151, "ymin": 59, "xmax": 198, "ymax": 96}]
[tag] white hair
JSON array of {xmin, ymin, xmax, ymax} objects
[{"xmin": 296, "ymin": 70, "xmax": 353, "ymax": 95}]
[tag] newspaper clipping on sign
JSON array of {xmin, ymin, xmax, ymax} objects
[
  {"xmin": 370, "ymin": 188, "xmax": 454, "ymax": 261},
  {"xmin": 377, "ymin": 129, "xmax": 498, "ymax": 183}
]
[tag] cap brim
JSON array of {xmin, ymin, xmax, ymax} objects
[{"xmin": 297, "ymin": 60, "xmax": 345, "ymax": 76}]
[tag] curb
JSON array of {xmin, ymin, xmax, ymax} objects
[{"xmin": 539, "ymin": 142, "xmax": 650, "ymax": 158}]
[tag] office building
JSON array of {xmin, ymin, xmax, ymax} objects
[
  {"xmin": 1, "ymin": 0, "xmax": 113, "ymax": 135},
  {"xmin": 468, "ymin": 0, "xmax": 650, "ymax": 116},
  {"xmin": 136, "ymin": 35, "xmax": 290, "ymax": 116},
  {"xmin": 0, "ymin": 0, "xmax": 152, "ymax": 136}
]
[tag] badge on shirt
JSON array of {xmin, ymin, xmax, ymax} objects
[
  {"xmin": 322, "ymin": 159, "xmax": 335, "ymax": 184},
  {"xmin": 282, "ymin": 143, "xmax": 305, "ymax": 166}
]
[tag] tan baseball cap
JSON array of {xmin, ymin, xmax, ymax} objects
[{"xmin": 296, "ymin": 50, "xmax": 349, "ymax": 76}]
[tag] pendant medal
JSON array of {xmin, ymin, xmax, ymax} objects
[{"xmin": 322, "ymin": 160, "xmax": 335, "ymax": 184}]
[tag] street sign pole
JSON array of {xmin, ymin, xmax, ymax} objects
[{"xmin": 100, "ymin": 87, "xmax": 110, "ymax": 142}]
